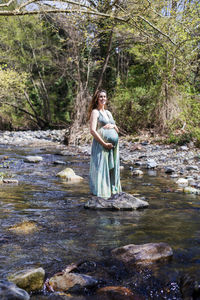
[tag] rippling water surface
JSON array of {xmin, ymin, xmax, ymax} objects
[{"xmin": 0, "ymin": 144, "xmax": 200, "ymax": 299}]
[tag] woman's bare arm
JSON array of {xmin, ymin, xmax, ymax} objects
[{"xmin": 90, "ymin": 110, "xmax": 113, "ymax": 149}]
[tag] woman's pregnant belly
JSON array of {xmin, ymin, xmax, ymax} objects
[{"xmin": 100, "ymin": 127, "xmax": 119, "ymax": 146}]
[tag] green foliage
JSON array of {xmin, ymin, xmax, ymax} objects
[
  {"xmin": 184, "ymin": 95, "xmax": 200, "ymax": 146},
  {"xmin": 166, "ymin": 93, "xmax": 200, "ymax": 146},
  {"xmin": 0, "ymin": 66, "xmax": 28, "ymax": 100},
  {"xmin": 0, "ymin": 0, "xmax": 199, "ymax": 137},
  {"xmin": 0, "ymin": 15, "xmax": 78, "ymax": 128},
  {"xmin": 167, "ymin": 132, "xmax": 193, "ymax": 145},
  {"xmin": 111, "ymin": 73, "xmax": 157, "ymax": 132},
  {"xmin": 111, "ymin": 0, "xmax": 200, "ymax": 135}
]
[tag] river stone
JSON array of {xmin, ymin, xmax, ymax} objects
[
  {"xmin": 24, "ymin": 156, "xmax": 43, "ymax": 163},
  {"xmin": 186, "ymin": 165, "xmax": 199, "ymax": 171},
  {"xmin": 0, "ymin": 280, "xmax": 30, "ymax": 300},
  {"xmin": 176, "ymin": 178, "xmax": 189, "ymax": 187},
  {"xmin": 164, "ymin": 166, "xmax": 175, "ymax": 174},
  {"xmin": 53, "ymin": 160, "xmax": 67, "ymax": 165},
  {"xmin": 60, "ymin": 150, "xmax": 75, "ymax": 156},
  {"xmin": 8, "ymin": 267, "xmax": 45, "ymax": 292},
  {"xmin": 84, "ymin": 192, "xmax": 149, "ymax": 210},
  {"xmin": 184, "ymin": 187, "xmax": 200, "ymax": 195},
  {"xmin": 111, "ymin": 242, "xmax": 173, "ymax": 266},
  {"xmin": 97, "ymin": 286, "xmax": 134, "ymax": 298},
  {"xmin": 56, "ymin": 168, "xmax": 83, "ymax": 182},
  {"xmin": 3, "ymin": 179, "xmax": 19, "ymax": 184},
  {"xmin": 146, "ymin": 159, "xmax": 157, "ymax": 169},
  {"xmin": 170, "ymin": 174, "xmax": 178, "ymax": 178},
  {"xmin": 132, "ymin": 169, "xmax": 143, "ymax": 176},
  {"xmin": 135, "ymin": 161, "xmax": 143, "ymax": 166},
  {"xmin": 180, "ymin": 146, "xmax": 188, "ymax": 151},
  {"xmin": 48, "ymin": 272, "xmax": 98, "ymax": 292},
  {"xmin": 8, "ymin": 221, "xmax": 38, "ymax": 234}
]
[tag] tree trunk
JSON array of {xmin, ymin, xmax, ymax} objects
[
  {"xmin": 67, "ymin": 85, "xmax": 91, "ymax": 145},
  {"xmin": 95, "ymin": 30, "xmax": 113, "ymax": 92}
]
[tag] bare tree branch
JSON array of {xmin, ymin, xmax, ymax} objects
[
  {"xmin": 138, "ymin": 15, "xmax": 176, "ymax": 45},
  {"xmin": 0, "ymin": 7, "xmax": 126, "ymax": 19},
  {"xmin": 0, "ymin": 0, "xmax": 15, "ymax": 7},
  {"xmin": 114, "ymin": 3, "xmax": 177, "ymax": 45},
  {"xmin": 3, "ymin": 101, "xmax": 38, "ymax": 119},
  {"xmin": 86, "ymin": 0, "xmax": 97, "ymax": 8},
  {"xmin": 146, "ymin": 0, "xmax": 164, "ymax": 17},
  {"xmin": 0, "ymin": 0, "xmax": 177, "ymax": 46}
]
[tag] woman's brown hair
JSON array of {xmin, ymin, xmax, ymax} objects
[{"xmin": 88, "ymin": 89, "xmax": 107, "ymax": 121}]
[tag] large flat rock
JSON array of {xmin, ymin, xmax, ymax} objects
[
  {"xmin": 84, "ymin": 192, "xmax": 149, "ymax": 210},
  {"xmin": 111, "ymin": 242, "xmax": 173, "ymax": 266}
]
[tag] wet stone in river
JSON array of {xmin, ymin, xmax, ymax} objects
[
  {"xmin": 8, "ymin": 267, "xmax": 45, "ymax": 292},
  {"xmin": 56, "ymin": 168, "xmax": 83, "ymax": 182},
  {"xmin": 8, "ymin": 221, "xmax": 38, "ymax": 234},
  {"xmin": 2, "ymin": 179, "xmax": 18, "ymax": 184},
  {"xmin": 84, "ymin": 192, "xmax": 149, "ymax": 210},
  {"xmin": 0, "ymin": 280, "xmax": 30, "ymax": 300},
  {"xmin": 96, "ymin": 286, "xmax": 139, "ymax": 300},
  {"xmin": 53, "ymin": 160, "xmax": 67, "ymax": 165},
  {"xmin": 24, "ymin": 156, "xmax": 43, "ymax": 163},
  {"xmin": 111, "ymin": 242, "xmax": 173, "ymax": 267},
  {"xmin": 97, "ymin": 286, "xmax": 135, "ymax": 298},
  {"xmin": 146, "ymin": 159, "xmax": 157, "ymax": 169},
  {"xmin": 132, "ymin": 169, "xmax": 143, "ymax": 176},
  {"xmin": 164, "ymin": 166, "xmax": 175, "ymax": 174},
  {"xmin": 48, "ymin": 272, "xmax": 98, "ymax": 293}
]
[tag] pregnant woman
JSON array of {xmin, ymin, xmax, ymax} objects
[{"xmin": 88, "ymin": 89, "xmax": 121, "ymax": 198}]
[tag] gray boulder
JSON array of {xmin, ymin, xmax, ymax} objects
[
  {"xmin": 0, "ymin": 280, "xmax": 30, "ymax": 300},
  {"xmin": 84, "ymin": 192, "xmax": 149, "ymax": 210},
  {"xmin": 111, "ymin": 242, "xmax": 173, "ymax": 266}
]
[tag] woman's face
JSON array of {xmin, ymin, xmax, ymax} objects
[{"xmin": 97, "ymin": 92, "xmax": 107, "ymax": 107}]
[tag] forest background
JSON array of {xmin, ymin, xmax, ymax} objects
[{"xmin": 0, "ymin": 0, "xmax": 199, "ymax": 145}]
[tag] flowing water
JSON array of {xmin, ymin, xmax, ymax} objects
[{"xmin": 0, "ymin": 144, "xmax": 200, "ymax": 299}]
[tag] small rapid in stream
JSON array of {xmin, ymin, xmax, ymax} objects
[{"xmin": 1, "ymin": 142, "xmax": 200, "ymax": 299}]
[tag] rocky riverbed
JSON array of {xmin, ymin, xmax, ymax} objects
[
  {"xmin": 1, "ymin": 129, "xmax": 200, "ymax": 300},
  {"xmin": 0, "ymin": 129, "xmax": 200, "ymax": 193},
  {"xmin": 0, "ymin": 129, "xmax": 67, "ymax": 146}
]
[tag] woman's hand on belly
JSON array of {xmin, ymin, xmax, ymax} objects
[
  {"xmin": 103, "ymin": 123, "xmax": 115, "ymax": 129},
  {"xmin": 104, "ymin": 142, "xmax": 113, "ymax": 149},
  {"xmin": 103, "ymin": 124, "xmax": 119, "ymax": 133}
]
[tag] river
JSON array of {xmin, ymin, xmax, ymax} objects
[{"xmin": 1, "ymin": 143, "xmax": 200, "ymax": 299}]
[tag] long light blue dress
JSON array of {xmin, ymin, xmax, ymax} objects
[{"xmin": 89, "ymin": 110, "xmax": 122, "ymax": 198}]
